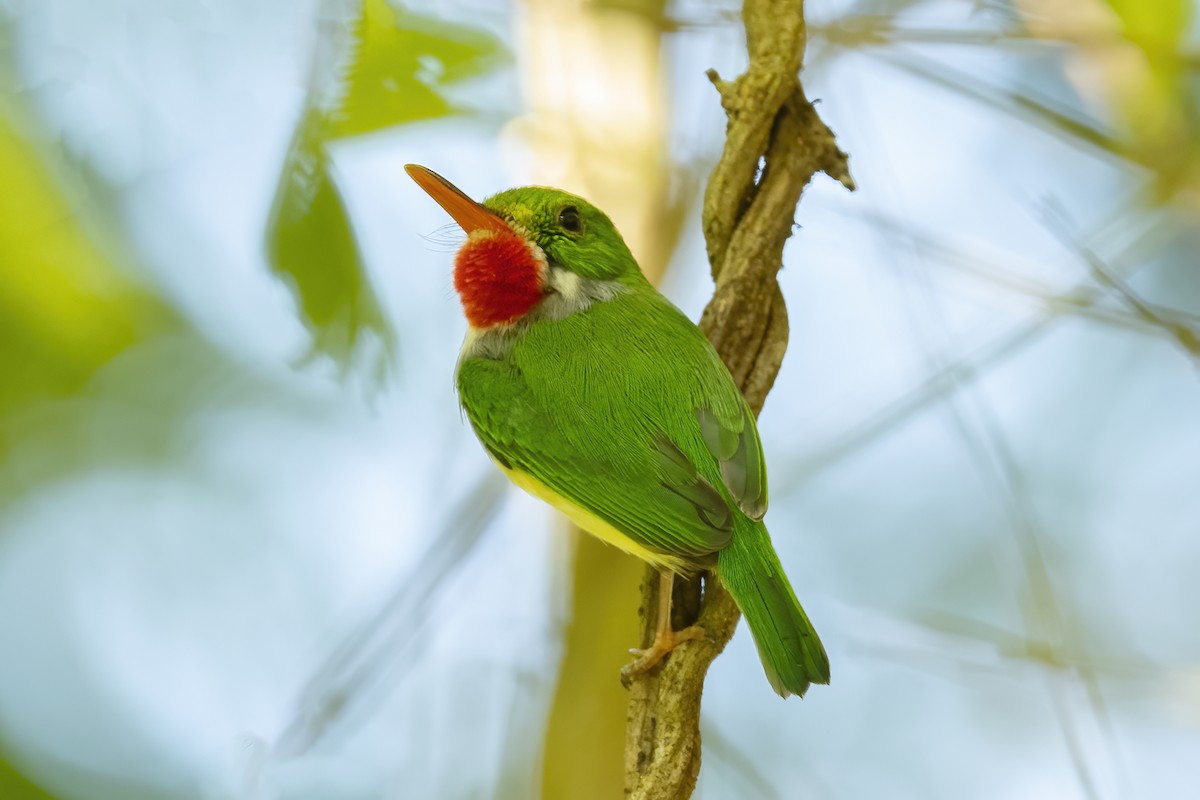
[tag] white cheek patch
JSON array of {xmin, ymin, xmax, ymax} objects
[
  {"xmin": 548, "ymin": 267, "xmax": 585, "ymax": 303},
  {"xmin": 539, "ymin": 265, "xmax": 628, "ymax": 321}
]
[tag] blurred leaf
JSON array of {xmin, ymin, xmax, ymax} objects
[
  {"xmin": 266, "ymin": 0, "xmax": 505, "ymax": 376},
  {"xmin": 0, "ymin": 98, "xmax": 178, "ymax": 457},
  {"xmin": 1105, "ymin": 0, "xmax": 1190, "ymax": 48},
  {"xmin": 0, "ymin": 756, "xmax": 55, "ymax": 800},
  {"xmin": 1013, "ymin": 0, "xmax": 1199, "ymax": 200},
  {"xmin": 329, "ymin": 0, "xmax": 504, "ymax": 139},
  {"xmin": 1103, "ymin": 0, "xmax": 1196, "ymax": 197},
  {"xmin": 267, "ymin": 119, "xmax": 391, "ymax": 378}
]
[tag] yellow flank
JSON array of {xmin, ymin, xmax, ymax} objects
[{"xmin": 497, "ymin": 461, "xmax": 684, "ymax": 573}]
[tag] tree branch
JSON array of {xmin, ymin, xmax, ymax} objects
[{"xmin": 623, "ymin": 0, "xmax": 852, "ymax": 797}]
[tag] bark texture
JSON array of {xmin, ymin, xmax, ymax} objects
[{"xmin": 623, "ymin": 1, "xmax": 852, "ymax": 797}]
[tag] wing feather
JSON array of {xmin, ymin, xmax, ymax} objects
[
  {"xmin": 697, "ymin": 403, "xmax": 768, "ymax": 520},
  {"xmin": 455, "ymin": 289, "xmax": 769, "ymax": 566}
]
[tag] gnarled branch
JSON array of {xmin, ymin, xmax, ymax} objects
[{"xmin": 623, "ymin": 1, "xmax": 852, "ymax": 797}]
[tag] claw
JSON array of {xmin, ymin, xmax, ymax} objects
[
  {"xmin": 620, "ymin": 624, "xmax": 705, "ymax": 687},
  {"xmin": 620, "ymin": 570, "xmax": 708, "ymax": 688}
]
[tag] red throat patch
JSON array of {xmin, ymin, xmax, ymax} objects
[{"xmin": 454, "ymin": 229, "xmax": 546, "ymax": 328}]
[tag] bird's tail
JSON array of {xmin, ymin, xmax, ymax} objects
[{"xmin": 716, "ymin": 517, "xmax": 829, "ymax": 698}]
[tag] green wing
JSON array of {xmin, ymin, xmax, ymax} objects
[
  {"xmin": 457, "ymin": 356, "xmax": 732, "ymax": 563},
  {"xmin": 455, "ymin": 290, "xmax": 770, "ymax": 567},
  {"xmin": 696, "ymin": 401, "xmax": 768, "ymax": 520}
]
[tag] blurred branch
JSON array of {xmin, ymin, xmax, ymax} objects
[
  {"xmin": 812, "ymin": 17, "xmax": 1200, "ymax": 67},
  {"xmin": 698, "ymin": 719, "xmax": 784, "ymax": 800},
  {"xmin": 840, "ymin": 206, "xmax": 1200, "ymax": 340},
  {"xmin": 961, "ymin": 377, "xmax": 1113, "ymax": 800},
  {"xmin": 782, "ymin": 311, "xmax": 1047, "ymax": 490},
  {"xmin": 881, "ymin": 211, "xmax": 1115, "ymax": 798},
  {"xmin": 267, "ymin": 470, "xmax": 507, "ymax": 762},
  {"xmin": 623, "ymin": 0, "xmax": 852, "ymax": 796},
  {"xmin": 1037, "ymin": 201, "xmax": 1200, "ymax": 364},
  {"xmin": 851, "ymin": 608, "xmax": 1166, "ymax": 680},
  {"xmin": 775, "ymin": 213, "xmax": 1177, "ymax": 496},
  {"xmin": 878, "ymin": 43, "xmax": 1197, "ymax": 202},
  {"xmin": 880, "ymin": 52, "xmax": 1125, "ymax": 162}
]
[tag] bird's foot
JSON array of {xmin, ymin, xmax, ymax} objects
[{"xmin": 620, "ymin": 625, "xmax": 705, "ymax": 687}]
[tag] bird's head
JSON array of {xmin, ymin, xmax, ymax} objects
[{"xmin": 406, "ymin": 164, "xmax": 642, "ymax": 330}]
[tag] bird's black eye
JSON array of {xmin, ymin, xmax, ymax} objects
[{"xmin": 558, "ymin": 206, "xmax": 582, "ymax": 233}]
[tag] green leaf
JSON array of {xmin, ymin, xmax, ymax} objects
[
  {"xmin": 329, "ymin": 0, "xmax": 505, "ymax": 139},
  {"xmin": 265, "ymin": 0, "xmax": 505, "ymax": 375},
  {"xmin": 0, "ymin": 756, "xmax": 56, "ymax": 800},
  {"xmin": 0, "ymin": 95, "xmax": 178, "ymax": 455},
  {"xmin": 1105, "ymin": 0, "xmax": 1191, "ymax": 48},
  {"xmin": 266, "ymin": 115, "xmax": 394, "ymax": 377},
  {"xmin": 1101, "ymin": 0, "xmax": 1197, "ymax": 198}
]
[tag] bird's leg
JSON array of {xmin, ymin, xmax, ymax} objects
[{"xmin": 620, "ymin": 570, "xmax": 705, "ymax": 686}]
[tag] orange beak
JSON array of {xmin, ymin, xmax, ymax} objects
[{"xmin": 404, "ymin": 164, "xmax": 510, "ymax": 235}]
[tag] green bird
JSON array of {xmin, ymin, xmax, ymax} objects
[{"xmin": 406, "ymin": 165, "xmax": 829, "ymax": 697}]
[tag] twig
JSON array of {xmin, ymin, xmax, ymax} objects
[
  {"xmin": 622, "ymin": 1, "xmax": 851, "ymax": 797},
  {"xmin": 1037, "ymin": 201, "xmax": 1200, "ymax": 363}
]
